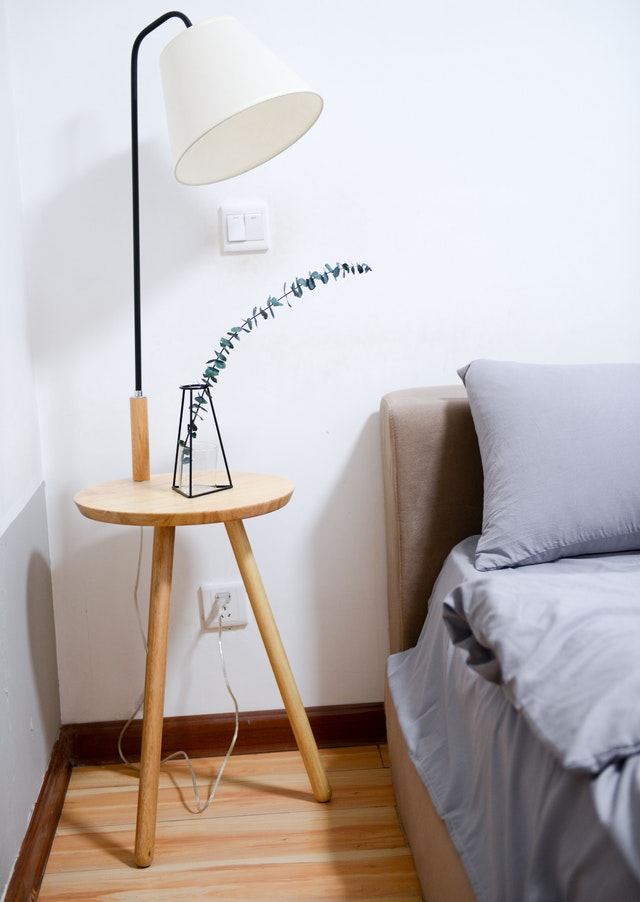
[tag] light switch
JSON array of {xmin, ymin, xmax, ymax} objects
[
  {"xmin": 244, "ymin": 212, "xmax": 264, "ymax": 241},
  {"xmin": 227, "ymin": 214, "xmax": 246, "ymax": 242},
  {"xmin": 220, "ymin": 202, "xmax": 269, "ymax": 254}
]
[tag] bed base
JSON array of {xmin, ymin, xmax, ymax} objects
[
  {"xmin": 385, "ymin": 679, "xmax": 475, "ymax": 901},
  {"xmin": 380, "ymin": 386, "xmax": 483, "ymax": 901}
]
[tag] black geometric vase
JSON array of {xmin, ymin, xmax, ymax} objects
[{"xmin": 172, "ymin": 384, "xmax": 232, "ymax": 497}]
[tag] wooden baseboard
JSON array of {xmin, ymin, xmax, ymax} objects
[
  {"xmin": 5, "ymin": 702, "xmax": 384, "ymax": 901},
  {"xmin": 64, "ymin": 702, "xmax": 386, "ymax": 766},
  {"xmin": 4, "ymin": 730, "xmax": 73, "ymax": 902}
]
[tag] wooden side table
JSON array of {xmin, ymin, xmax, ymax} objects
[{"xmin": 74, "ymin": 472, "xmax": 331, "ymax": 867}]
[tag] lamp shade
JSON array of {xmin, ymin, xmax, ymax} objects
[{"xmin": 159, "ymin": 16, "xmax": 323, "ymax": 185}]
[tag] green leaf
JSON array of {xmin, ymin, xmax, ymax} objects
[{"xmin": 186, "ymin": 260, "xmax": 370, "ymax": 449}]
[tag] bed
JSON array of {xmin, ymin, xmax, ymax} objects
[{"xmin": 381, "ymin": 361, "xmax": 640, "ymax": 901}]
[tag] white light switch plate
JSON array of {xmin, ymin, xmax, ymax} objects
[{"xmin": 220, "ymin": 202, "xmax": 269, "ymax": 254}]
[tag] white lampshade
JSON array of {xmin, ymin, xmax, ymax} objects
[{"xmin": 159, "ymin": 16, "xmax": 323, "ymax": 185}]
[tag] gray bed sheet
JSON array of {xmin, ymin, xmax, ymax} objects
[{"xmin": 387, "ymin": 537, "xmax": 640, "ymax": 901}]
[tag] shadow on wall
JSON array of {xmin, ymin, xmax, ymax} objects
[
  {"xmin": 24, "ymin": 138, "xmax": 211, "ymax": 365},
  {"xmin": 0, "ymin": 490, "xmax": 60, "ymax": 895},
  {"xmin": 310, "ymin": 410, "xmax": 389, "ymax": 703},
  {"xmin": 50, "ymin": 523, "xmax": 153, "ymax": 722},
  {"xmin": 50, "ymin": 512, "xmax": 215, "ymax": 723},
  {"xmin": 1, "ymin": 485, "xmax": 61, "ymax": 745},
  {"xmin": 27, "ymin": 550, "xmax": 61, "ymax": 740}
]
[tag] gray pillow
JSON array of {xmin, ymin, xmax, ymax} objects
[{"xmin": 458, "ymin": 360, "xmax": 640, "ymax": 570}]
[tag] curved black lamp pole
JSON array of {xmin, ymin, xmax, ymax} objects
[{"xmin": 130, "ymin": 11, "xmax": 192, "ymax": 481}]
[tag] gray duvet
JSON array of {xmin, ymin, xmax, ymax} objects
[
  {"xmin": 387, "ymin": 538, "xmax": 640, "ymax": 900},
  {"xmin": 443, "ymin": 551, "xmax": 640, "ymax": 774}
]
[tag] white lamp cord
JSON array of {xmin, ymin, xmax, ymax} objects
[{"xmin": 118, "ymin": 527, "xmax": 239, "ymax": 814}]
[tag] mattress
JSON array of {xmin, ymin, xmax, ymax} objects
[{"xmin": 387, "ymin": 536, "xmax": 640, "ymax": 901}]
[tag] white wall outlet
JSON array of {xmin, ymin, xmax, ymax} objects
[{"xmin": 200, "ymin": 582, "xmax": 248, "ymax": 631}]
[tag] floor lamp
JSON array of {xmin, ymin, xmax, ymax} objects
[{"xmin": 129, "ymin": 13, "xmax": 323, "ymax": 482}]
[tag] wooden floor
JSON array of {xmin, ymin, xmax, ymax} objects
[{"xmin": 38, "ymin": 745, "xmax": 421, "ymax": 901}]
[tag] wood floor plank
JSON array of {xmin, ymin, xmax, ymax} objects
[
  {"xmin": 39, "ymin": 854, "xmax": 421, "ymax": 901},
  {"xmin": 46, "ymin": 806, "xmax": 407, "ymax": 872},
  {"xmin": 38, "ymin": 745, "xmax": 421, "ymax": 901},
  {"xmin": 56, "ymin": 770, "xmax": 396, "ymax": 832},
  {"xmin": 65, "ymin": 745, "xmax": 386, "ymax": 793}
]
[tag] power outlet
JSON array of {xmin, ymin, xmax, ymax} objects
[{"xmin": 200, "ymin": 582, "xmax": 248, "ymax": 631}]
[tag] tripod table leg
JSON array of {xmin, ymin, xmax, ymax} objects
[
  {"xmin": 134, "ymin": 524, "xmax": 176, "ymax": 867},
  {"xmin": 224, "ymin": 518, "xmax": 331, "ymax": 803}
]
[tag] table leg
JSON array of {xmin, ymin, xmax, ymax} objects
[
  {"xmin": 134, "ymin": 525, "xmax": 176, "ymax": 867},
  {"xmin": 225, "ymin": 519, "xmax": 332, "ymax": 803}
]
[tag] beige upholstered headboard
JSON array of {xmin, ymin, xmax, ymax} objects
[{"xmin": 380, "ymin": 386, "xmax": 484, "ymax": 654}]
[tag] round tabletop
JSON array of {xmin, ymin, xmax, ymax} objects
[{"xmin": 74, "ymin": 472, "xmax": 295, "ymax": 527}]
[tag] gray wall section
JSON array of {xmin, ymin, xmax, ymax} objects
[{"xmin": 0, "ymin": 483, "xmax": 60, "ymax": 898}]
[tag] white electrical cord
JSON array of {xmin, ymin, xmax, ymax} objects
[
  {"xmin": 133, "ymin": 524, "xmax": 148, "ymax": 654},
  {"xmin": 118, "ymin": 526, "xmax": 240, "ymax": 814}
]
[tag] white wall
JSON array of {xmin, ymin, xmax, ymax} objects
[
  {"xmin": 6, "ymin": 0, "xmax": 640, "ymax": 724},
  {"xmin": 1, "ymin": 0, "xmax": 60, "ymax": 893},
  {"xmin": 0, "ymin": 4, "xmax": 43, "ymax": 527}
]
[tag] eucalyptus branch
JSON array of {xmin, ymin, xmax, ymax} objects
[{"xmin": 182, "ymin": 261, "xmax": 371, "ymax": 444}]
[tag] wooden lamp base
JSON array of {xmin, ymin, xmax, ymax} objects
[{"xmin": 130, "ymin": 395, "xmax": 151, "ymax": 482}]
